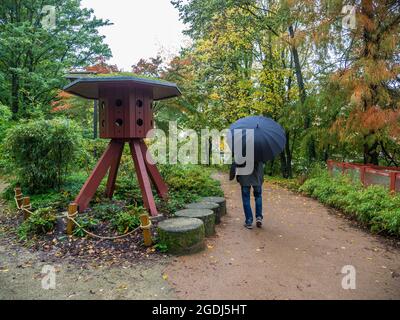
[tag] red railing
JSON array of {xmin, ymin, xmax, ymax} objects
[{"xmin": 327, "ymin": 160, "xmax": 400, "ymax": 193}]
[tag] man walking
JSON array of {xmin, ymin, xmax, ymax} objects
[{"xmin": 231, "ymin": 161, "xmax": 265, "ymax": 229}]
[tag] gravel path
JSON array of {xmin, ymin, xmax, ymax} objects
[{"xmin": 164, "ymin": 172, "xmax": 400, "ymax": 300}]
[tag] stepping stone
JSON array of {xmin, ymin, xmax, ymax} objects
[
  {"xmin": 175, "ymin": 209, "xmax": 215, "ymax": 237},
  {"xmin": 157, "ymin": 217, "xmax": 205, "ymax": 255},
  {"xmin": 184, "ymin": 202, "xmax": 221, "ymax": 224},
  {"xmin": 201, "ymin": 196, "xmax": 227, "ymax": 216}
]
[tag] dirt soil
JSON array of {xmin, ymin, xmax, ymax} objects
[{"xmin": 163, "ymin": 172, "xmax": 400, "ymax": 300}]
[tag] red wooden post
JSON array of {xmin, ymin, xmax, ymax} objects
[
  {"xmin": 389, "ymin": 172, "xmax": 396, "ymax": 193},
  {"xmin": 129, "ymin": 140, "xmax": 158, "ymax": 216},
  {"xmin": 75, "ymin": 140, "xmax": 123, "ymax": 212},
  {"xmin": 139, "ymin": 140, "xmax": 168, "ymax": 199},
  {"xmin": 327, "ymin": 160, "xmax": 332, "ymax": 176},
  {"xmin": 105, "ymin": 141, "xmax": 124, "ymax": 199},
  {"xmin": 360, "ymin": 166, "xmax": 366, "ymax": 186}
]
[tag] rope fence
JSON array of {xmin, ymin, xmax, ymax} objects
[{"xmin": 14, "ymin": 188, "xmax": 154, "ymax": 245}]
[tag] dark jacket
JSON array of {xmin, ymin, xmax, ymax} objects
[{"xmin": 236, "ymin": 162, "xmax": 265, "ymax": 187}]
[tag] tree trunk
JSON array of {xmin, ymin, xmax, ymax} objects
[
  {"xmin": 11, "ymin": 72, "xmax": 19, "ymax": 117},
  {"xmin": 288, "ymin": 25, "xmax": 306, "ymax": 107},
  {"xmin": 364, "ymin": 141, "xmax": 379, "ymax": 165},
  {"xmin": 288, "ymin": 24, "xmax": 315, "ymax": 162},
  {"xmin": 285, "ymin": 133, "xmax": 293, "ymax": 178},
  {"xmin": 279, "ymin": 132, "xmax": 293, "ymax": 179}
]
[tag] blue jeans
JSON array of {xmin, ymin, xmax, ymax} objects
[{"xmin": 241, "ymin": 185, "xmax": 263, "ymax": 225}]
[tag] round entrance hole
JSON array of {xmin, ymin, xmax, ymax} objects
[
  {"xmin": 136, "ymin": 99, "xmax": 143, "ymax": 107},
  {"xmin": 116, "ymin": 99, "xmax": 123, "ymax": 107},
  {"xmin": 115, "ymin": 119, "xmax": 123, "ymax": 127},
  {"xmin": 137, "ymin": 119, "xmax": 144, "ymax": 126}
]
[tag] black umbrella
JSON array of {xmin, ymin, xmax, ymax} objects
[{"xmin": 227, "ymin": 116, "xmax": 286, "ymax": 163}]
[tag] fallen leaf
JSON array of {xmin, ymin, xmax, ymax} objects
[{"xmin": 116, "ymin": 284, "xmax": 128, "ymax": 290}]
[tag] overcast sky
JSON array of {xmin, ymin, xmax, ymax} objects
[{"xmin": 80, "ymin": 0, "xmax": 188, "ymax": 71}]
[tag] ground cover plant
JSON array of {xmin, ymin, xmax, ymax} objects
[{"xmin": 299, "ymin": 172, "xmax": 400, "ymax": 236}]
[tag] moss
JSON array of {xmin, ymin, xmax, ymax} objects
[
  {"xmin": 157, "ymin": 218, "xmax": 205, "ymax": 255},
  {"xmin": 184, "ymin": 202, "xmax": 221, "ymax": 224},
  {"xmin": 93, "ymin": 72, "xmax": 173, "ymax": 84},
  {"xmin": 175, "ymin": 209, "xmax": 215, "ymax": 237},
  {"xmin": 201, "ymin": 197, "xmax": 226, "ymax": 216}
]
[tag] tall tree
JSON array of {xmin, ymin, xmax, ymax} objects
[
  {"xmin": 309, "ymin": 0, "xmax": 400, "ymax": 164},
  {"xmin": 0, "ymin": 0, "xmax": 112, "ymax": 119}
]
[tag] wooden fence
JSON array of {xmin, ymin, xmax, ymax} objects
[{"xmin": 327, "ymin": 160, "xmax": 400, "ymax": 193}]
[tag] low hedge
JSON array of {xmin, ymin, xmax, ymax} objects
[{"xmin": 299, "ymin": 172, "xmax": 400, "ymax": 236}]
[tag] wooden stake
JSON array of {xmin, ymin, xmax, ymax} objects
[
  {"xmin": 14, "ymin": 188, "xmax": 23, "ymax": 208},
  {"xmin": 22, "ymin": 197, "xmax": 31, "ymax": 220},
  {"xmin": 66, "ymin": 203, "xmax": 78, "ymax": 236},
  {"xmin": 140, "ymin": 214, "xmax": 152, "ymax": 247}
]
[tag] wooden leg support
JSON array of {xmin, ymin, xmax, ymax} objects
[
  {"xmin": 139, "ymin": 140, "xmax": 168, "ymax": 200},
  {"xmin": 105, "ymin": 142, "xmax": 124, "ymax": 199},
  {"xmin": 130, "ymin": 139, "xmax": 158, "ymax": 216},
  {"xmin": 74, "ymin": 138, "xmax": 167, "ymax": 216},
  {"xmin": 75, "ymin": 140, "xmax": 124, "ymax": 212}
]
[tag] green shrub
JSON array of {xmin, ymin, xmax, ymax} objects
[
  {"xmin": 92, "ymin": 202, "xmax": 125, "ymax": 221},
  {"xmin": 300, "ymin": 172, "xmax": 400, "ymax": 236},
  {"xmin": 2, "ymin": 118, "xmax": 82, "ymax": 193},
  {"xmin": 161, "ymin": 164, "xmax": 223, "ymax": 197},
  {"xmin": 73, "ymin": 216, "xmax": 100, "ymax": 237},
  {"xmin": 154, "ymin": 242, "xmax": 168, "ymax": 253},
  {"xmin": 111, "ymin": 208, "xmax": 143, "ymax": 234},
  {"xmin": 17, "ymin": 207, "xmax": 57, "ymax": 240},
  {"xmin": 78, "ymin": 138, "xmax": 108, "ymax": 174},
  {"xmin": 0, "ymin": 104, "xmax": 12, "ymax": 141},
  {"xmin": 0, "ymin": 104, "xmax": 14, "ymax": 175},
  {"xmin": 2, "ymin": 171, "xmax": 87, "ymax": 210}
]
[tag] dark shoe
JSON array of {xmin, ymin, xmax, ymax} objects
[
  {"xmin": 244, "ymin": 223, "xmax": 253, "ymax": 229},
  {"xmin": 256, "ymin": 218, "xmax": 262, "ymax": 228}
]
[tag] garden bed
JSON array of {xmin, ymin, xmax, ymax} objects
[{"xmin": 0, "ymin": 164, "xmax": 224, "ymax": 265}]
